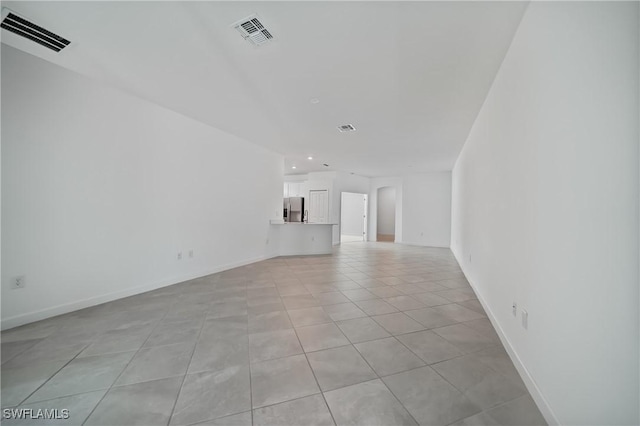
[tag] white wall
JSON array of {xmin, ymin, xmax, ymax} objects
[
  {"xmin": 1, "ymin": 46, "xmax": 284, "ymax": 329},
  {"xmin": 368, "ymin": 174, "xmax": 450, "ymax": 247},
  {"xmin": 376, "ymin": 186, "xmax": 396, "ymax": 235},
  {"xmin": 451, "ymin": 2, "xmax": 639, "ymax": 425},
  {"xmin": 402, "ymin": 172, "xmax": 452, "ymax": 248},
  {"xmin": 340, "ymin": 192, "xmax": 365, "ymax": 237}
]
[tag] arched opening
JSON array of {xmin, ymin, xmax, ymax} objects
[{"xmin": 377, "ymin": 186, "xmax": 396, "ymax": 242}]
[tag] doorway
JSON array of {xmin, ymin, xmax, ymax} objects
[
  {"xmin": 340, "ymin": 192, "xmax": 367, "ymax": 243},
  {"xmin": 377, "ymin": 186, "xmax": 395, "ymax": 242}
]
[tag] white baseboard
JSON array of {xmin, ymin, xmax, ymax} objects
[
  {"xmin": 278, "ymin": 249, "xmax": 333, "ymax": 256},
  {"xmin": 397, "ymin": 241, "xmax": 451, "ymax": 249},
  {"xmin": 1, "ymin": 254, "xmax": 275, "ymax": 331},
  {"xmin": 451, "ymin": 248, "xmax": 559, "ymax": 426}
]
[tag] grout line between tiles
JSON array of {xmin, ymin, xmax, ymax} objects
[
  {"xmin": 245, "ymin": 286, "xmax": 255, "ymax": 426},
  {"xmin": 81, "ymin": 308, "xmax": 173, "ymax": 426},
  {"xmin": 282, "ymin": 297, "xmax": 339, "ymax": 426},
  {"xmin": 14, "ymin": 343, "xmax": 90, "ymax": 408}
]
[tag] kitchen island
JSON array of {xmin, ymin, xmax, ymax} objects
[{"xmin": 270, "ymin": 221, "xmax": 337, "ymax": 256}]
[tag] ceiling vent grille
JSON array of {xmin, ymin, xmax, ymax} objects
[
  {"xmin": 232, "ymin": 14, "xmax": 273, "ymax": 46},
  {"xmin": 338, "ymin": 124, "xmax": 356, "ymax": 132},
  {"xmin": 1, "ymin": 9, "xmax": 70, "ymax": 52}
]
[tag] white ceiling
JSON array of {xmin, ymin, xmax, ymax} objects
[{"xmin": 1, "ymin": 1, "xmax": 528, "ymax": 177}]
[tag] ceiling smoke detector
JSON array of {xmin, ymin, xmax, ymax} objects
[
  {"xmin": 338, "ymin": 124, "xmax": 356, "ymax": 132},
  {"xmin": 232, "ymin": 14, "xmax": 273, "ymax": 46},
  {"xmin": 1, "ymin": 8, "xmax": 70, "ymax": 52}
]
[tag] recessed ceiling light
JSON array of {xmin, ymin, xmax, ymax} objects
[
  {"xmin": 307, "ymin": 156, "xmax": 313, "ymax": 160},
  {"xmin": 310, "ymin": 98, "xmax": 320, "ymax": 104},
  {"xmin": 292, "ymin": 166, "xmax": 296, "ymax": 169}
]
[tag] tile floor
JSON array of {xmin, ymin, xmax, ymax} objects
[{"xmin": 1, "ymin": 243, "xmax": 547, "ymax": 426}]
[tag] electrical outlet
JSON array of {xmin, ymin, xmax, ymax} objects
[
  {"xmin": 512, "ymin": 302, "xmax": 517, "ymax": 317},
  {"xmin": 12, "ymin": 275, "xmax": 25, "ymax": 289},
  {"xmin": 177, "ymin": 252, "xmax": 182, "ymax": 260},
  {"xmin": 189, "ymin": 250, "xmax": 194, "ymax": 258},
  {"xmin": 521, "ymin": 309, "xmax": 528, "ymax": 329}
]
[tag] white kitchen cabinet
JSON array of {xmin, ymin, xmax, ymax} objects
[
  {"xmin": 284, "ymin": 182, "xmax": 304, "ymax": 197},
  {"xmin": 293, "ymin": 183, "xmax": 303, "ymax": 197}
]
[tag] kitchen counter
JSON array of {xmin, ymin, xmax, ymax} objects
[
  {"xmin": 269, "ymin": 221, "xmax": 336, "ymax": 255},
  {"xmin": 270, "ymin": 221, "xmax": 337, "ymax": 226}
]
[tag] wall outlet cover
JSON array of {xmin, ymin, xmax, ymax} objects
[{"xmin": 11, "ymin": 275, "xmax": 26, "ymax": 289}]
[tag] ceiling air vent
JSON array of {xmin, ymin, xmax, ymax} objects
[
  {"xmin": 338, "ymin": 124, "xmax": 356, "ymax": 132},
  {"xmin": 232, "ymin": 14, "xmax": 273, "ymax": 46},
  {"xmin": 1, "ymin": 9, "xmax": 70, "ymax": 52}
]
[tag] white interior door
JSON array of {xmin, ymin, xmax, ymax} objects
[
  {"xmin": 309, "ymin": 190, "xmax": 329, "ymax": 223},
  {"xmin": 340, "ymin": 192, "xmax": 367, "ymax": 242}
]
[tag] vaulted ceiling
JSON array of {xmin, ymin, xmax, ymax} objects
[{"xmin": 1, "ymin": 1, "xmax": 528, "ymax": 176}]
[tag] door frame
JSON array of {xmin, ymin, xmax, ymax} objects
[
  {"xmin": 340, "ymin": 192, "xmax": 368, "ymax": 242},
  {"xmin": 363, "ymin": 194, "xmax": 368, "ymax": 241}
]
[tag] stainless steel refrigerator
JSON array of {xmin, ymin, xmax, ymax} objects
[{"xmin": 283, "ymin": 197, "xmax": 304, "ymax": 222}]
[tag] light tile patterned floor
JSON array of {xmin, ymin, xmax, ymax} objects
[{"xmin": 1, "ymin": 243, "xmax": 547, "ymax": 426}]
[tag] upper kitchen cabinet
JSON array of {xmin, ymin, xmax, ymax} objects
[{"xmin": 284, "ymin": 182, "xmax": 304, "ymax": 198}]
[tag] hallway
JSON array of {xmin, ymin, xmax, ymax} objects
[{"xmin": 1, "ymin": 243, "xmax": 545, "ymax": 425}]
